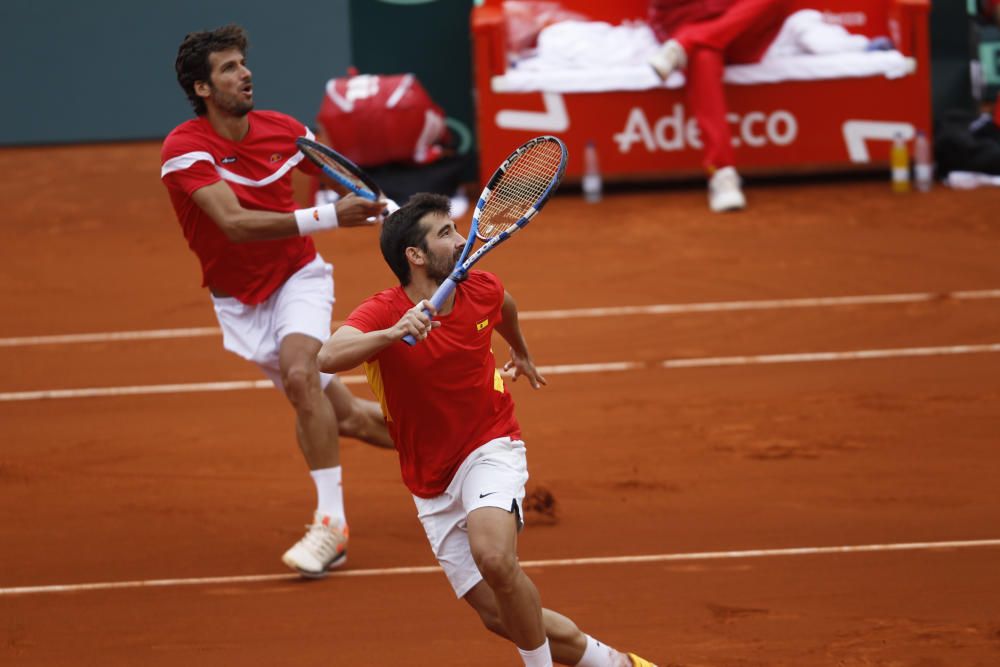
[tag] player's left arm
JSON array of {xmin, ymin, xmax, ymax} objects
[{"xmin": 495, "ymin": 290, "xmax": 547, "ymax": 389}]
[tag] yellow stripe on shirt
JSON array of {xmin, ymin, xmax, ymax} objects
[
  {"xmin": 363, "ymin": 360, "xmax": 391, "ymax": 422},
  {"xmin": 493, "ymin": 368, "xmax": 505, "ymax": 393}
]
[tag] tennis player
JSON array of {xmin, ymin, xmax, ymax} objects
[
  {"xmin": 160, "ymin": 24, "xmax": 393, "ymax": 577},
  {"xmin": 317, "ymin": 194, "xmax": 656, "ymax": 667}
]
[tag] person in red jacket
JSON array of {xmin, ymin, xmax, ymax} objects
[
  {"xmin": 648, "ymin": 0, "xmax": 790, "ymax": 212},
  {"xmin": 162, "ymin": 24, "xmax": 393, "ymax": 578}
]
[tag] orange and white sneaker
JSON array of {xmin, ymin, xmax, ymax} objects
[
  {"xmin": 281, "ymin": 513, "xmax": 348, "ymax": 578},
  {"xmin": 628, "ymin": 653, "xmax": 659, "ymax": 667}
]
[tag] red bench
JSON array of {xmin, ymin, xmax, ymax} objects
[{"xmin": 471, "ymin": 0, "xmax": 931, "ymax": 181}]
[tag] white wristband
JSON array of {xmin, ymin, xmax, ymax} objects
[{"xmin": 294, "ymin": 204, "xmax": 339, "ymax": 235}]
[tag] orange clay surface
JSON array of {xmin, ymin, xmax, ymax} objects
[{"xmin": 1, "ymin": 142, "xmax": 1000, "ymax": 666}]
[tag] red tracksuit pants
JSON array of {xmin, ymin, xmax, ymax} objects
[{"xmin": 651, "ymin": 0, "xmax": 790, "ymax": 171}]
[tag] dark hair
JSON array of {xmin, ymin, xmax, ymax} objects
[
  {"xmin": 175, "ymin": 24, "xmax": 249, "ymax": 116},
  {"xmin": 380, "ymin": 193, "xmax": 452, "ymax": 285}
]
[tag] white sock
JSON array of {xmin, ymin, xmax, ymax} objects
[
  {"xmin": 310, "ymin": 466, "xmax": 345, "ymax": 524},
  {"xmin": 576, "ymin": 634, "xmax": 623, "ymax": 667},
  {"xmin": 518, "ymin": 639, "xmax": 553, "ymax": 667}
]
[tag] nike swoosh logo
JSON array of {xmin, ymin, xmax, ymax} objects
[{"xmin": 479, "ymin": 492, "xmax": 497, "ymax": 498}]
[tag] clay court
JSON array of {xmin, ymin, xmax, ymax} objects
[{"xmin": 2, "ymin": 142, "xmax": 1000, "ymax": 665}]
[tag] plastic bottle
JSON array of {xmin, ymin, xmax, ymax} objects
[
  {"xmin": 582, "ymin": 140, "xmax": 602, "ymax": 203},
  {"xmin": 890, "ymin": 133, "xmax": 910, "ymax": 193},
  {"xmin": 913, "ymin": 131, "xmax": 933, "ymax": 193}
]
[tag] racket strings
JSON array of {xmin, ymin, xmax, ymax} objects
[{"xmin": 478, "ymin": 141, "xmax": 563, "ymax": 239}]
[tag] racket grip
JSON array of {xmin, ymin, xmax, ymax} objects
[
  {"xmin": 401, "ymin": 278, "xmax": 459, "ymax": 346},
  {"xmin": 401, "ymin": 313, "xmax": 428, "ymax": 346}
]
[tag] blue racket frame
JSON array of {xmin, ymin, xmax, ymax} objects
[{"xmin": 295, "ymin": 137, "xmax": 381, "ymax": 202}]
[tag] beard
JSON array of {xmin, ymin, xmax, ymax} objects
[
  {"xmin": 426, "ymin": 247, "xmax": 462, "ymax": 285},
  {"xmin": 210, "ymin": 84, "xmax": 253, "ymax": 117}
]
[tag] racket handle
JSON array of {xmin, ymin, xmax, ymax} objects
[
  {"xmin": 401, "ymin": 327, "xmax": 424, "ymax": 347},
  {"xmin": 401, "ymin": 278, "xmax": 459, "ymax": 346}
]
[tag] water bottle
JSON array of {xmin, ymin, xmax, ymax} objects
[
  {"xmin": 582, "ymin": 140, "xmax": 602, "ymax": 203},
  {"xmin": 913, "ymin": 131, "xmax": 933, "ymax": 193},
  {"xmin": 890, "ymin": 133, "xmax": 910, "ymax": 194}
]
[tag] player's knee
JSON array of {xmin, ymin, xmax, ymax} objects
[
  {"xmin": 282, "ymin": 366, "xmax": 317, "ymax": 407},
  {"xmin": 474, "ymin": 549, "xmax": 518, "ymax": 592}
]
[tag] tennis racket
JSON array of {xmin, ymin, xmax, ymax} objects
[
  {"xmin": 295, "ymin": 137, "xmax": 381, "ymax": 202},
  {"xmin": 403, "ymin": 135, "xmax": 568, "ymax": 346}
]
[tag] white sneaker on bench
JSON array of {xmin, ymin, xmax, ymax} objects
[
  {"xmin": 649, "ymin": 39, "xmax": 687, "ymax": 80},
  {"xmin": 708, "ymin": 167, "xmax": 747, "ymax": 213}
]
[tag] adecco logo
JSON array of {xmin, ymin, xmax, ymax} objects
[{"xmin": 613, "ymin": 105, "xmax": 798, "ymax": 153}]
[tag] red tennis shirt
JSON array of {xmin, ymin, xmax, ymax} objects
[
  {"xmin": 160, "ymin": 111, "xmax": 320, "ymax": 305},
  {"xmin": 345, "ymin": 271, "xmax": 522, "ymax": 498}
]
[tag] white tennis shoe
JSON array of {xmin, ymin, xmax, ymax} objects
[
  {"xmin": 708, "ymin": 166, "xmax": 747, "ymax": 213},
  {"xmin": 281, "ymin": 513, "xmax": 349, "ymax": 577},
  {"xmin": 648, "ymin": 39, "xmax": 687, "ymax": 80}
]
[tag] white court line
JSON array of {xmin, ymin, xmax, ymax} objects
[
  {"xmin": 2, "ymin": 538, "xmax": 998, "ymax": 597},
  {"xmin": 0, "ymin": 326, "xmax": 221, "ymax": 347},
  {"xmin": 3, "ymin": 343, "xmax": 1000, "ymax": 402},
  {"xmin": 3, "ymin": 289, "xmax": 1000, "ymax": 348},
  {"xmin": 519, "ymin": 289, "xmax": 1000, "ymax": 320},
  {"xmin": 659, "ymin": 343, "xmax": 1000, "ymax": 368},
  {"xmin": 0, "ymin": 376, "xmax": 365, "ymax": 402}
]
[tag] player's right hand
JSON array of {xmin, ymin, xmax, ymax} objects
[
  {"xmin": 336, "ymin": 194, "xmax": 389, "ymax": 227},
  {"xmin": 394, "ymin": 300, "xmax": 440, "ymax": 342}
]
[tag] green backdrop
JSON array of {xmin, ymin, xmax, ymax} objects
[
  {"xmin": 0, "ymin": 0, "xmax": 353, "ymax": 145},
  {"xmin": 347, "ymin": 0, "xmax": 476, "ymax": 156},
  {"xmin": 0, "ymin": 0, "xmax": 985, "ymax": 148}
]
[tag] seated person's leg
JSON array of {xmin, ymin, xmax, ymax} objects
[
  {"xmin": 675, "ymin": 0, "xmax": 789, "ymax": 58},
  {"xmin": 686, "ymin": 48, "xmax": 747, "ymax": 212},
  {"xmin": 650, "ymin": 0, "xmax": 789, "ymax": 77}
]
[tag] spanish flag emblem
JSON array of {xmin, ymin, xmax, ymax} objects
[{"xmin": 476, "ymin": 318, "xmax": 489, "ymax": 331}]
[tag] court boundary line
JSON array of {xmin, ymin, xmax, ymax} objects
[
  {"xmin": 2, "ymin": 288, "xmax": 999, "ymax": 348},
  {"xmin": 2, "ymin": 538, "xmax": 998, "ymax": 597},
  {"xmin": 3, "ymin": 343, "xmax": 1000, "ymax": 402}
]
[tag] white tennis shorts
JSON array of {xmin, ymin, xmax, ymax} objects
[
  {"xmin": 413, "ymin": 437, "xmax": 528, "ymax": 598},
  {"xmin": 211, "ymin": 255, "xmax": 335, "ymax": 393}
]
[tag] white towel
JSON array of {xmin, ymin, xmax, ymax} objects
[{"xmin": 497, "ymin": 13, "xmax": 912, "ymax": 94}]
